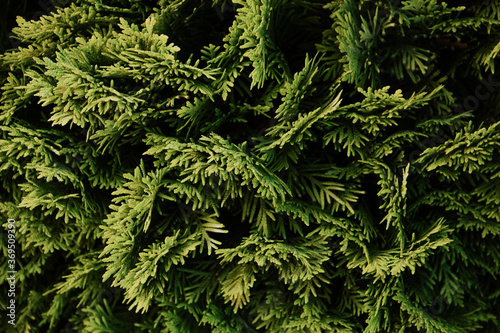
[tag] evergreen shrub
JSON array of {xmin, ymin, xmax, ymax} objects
[{"xmin": 1, "ymin": 0, "xmax": 500, "ymax": 332}]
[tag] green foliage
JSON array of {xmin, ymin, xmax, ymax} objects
[{"xmin": 1, "ymin": 0, "xmax": 500, "ymax": 332}]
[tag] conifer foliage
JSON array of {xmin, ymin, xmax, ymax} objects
[{"xmin": 1, "ymin": 0, "xmax": 500, "ymax": 332}]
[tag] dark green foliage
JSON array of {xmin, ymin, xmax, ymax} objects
[{"xmin": 1, "ymin": 0, "xmax": 500, "ymax": 332}]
